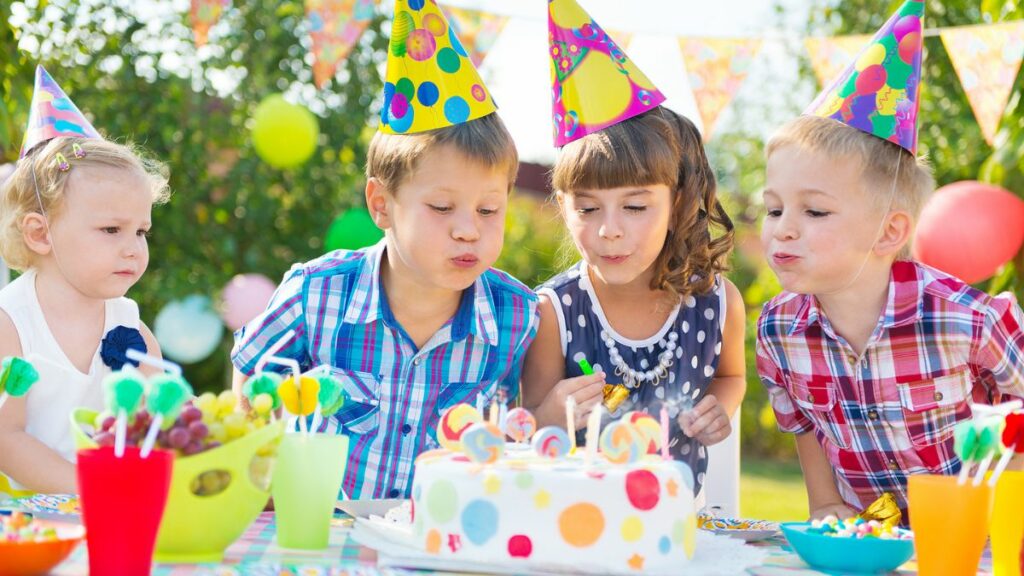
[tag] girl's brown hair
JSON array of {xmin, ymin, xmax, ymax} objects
[
  {"xmin": 552, "ymin": 107, "xmax": 734, "ymax": 298},
  {"xmin": 0, "ymin": 137, "xmax": 170, "ymax": 271}
]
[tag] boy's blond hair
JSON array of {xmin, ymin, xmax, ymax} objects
[
  {"xmin": 366, "ymin": 113, "xmax": 518, "ymax": 193},
  {"xmin": 0, "ymin": 137, "xmax": 170, "ymax": 271},
  {"xmin": 766, "ymin": 115, "xmax": 934, "ymax": 260}
]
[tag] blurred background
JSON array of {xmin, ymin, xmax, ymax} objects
[{"xmin": 3, "ymin": 0, "xmax": 1023, "ymax": 520}]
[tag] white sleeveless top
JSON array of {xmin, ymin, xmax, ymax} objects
[{"xmin": 0, "ymin": 269, "xmax": 141, "ymax": 491}]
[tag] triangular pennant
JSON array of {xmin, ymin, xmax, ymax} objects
[
  {"xmin": 805, "ymin": 0, "xmax": 925, "ymax": 154},
  {"xmin": 20, "ymin": 66, "xmax": 101, "ymax": 158},
  {"xmin": 678, "ymin": 37, "xmax": 762, "ymax": 138},
  {"xmin": 941, "ymin": 21, "xmax": 1024, "ymax": 145},
  {"xmin": 804, "ymin": 35, "xmax": 873, "ymax": 87},
  {"xmin": 380, "ymin": 0, "xmax": 497, "ymax": 134},
  {"xmin": 548, "ymin": 0, "xmax": 665, "ymax": 147},
  {"xmin": 440, "ymin": 6, "xmax": 508, "ymax": 68},
  {"xmin": 307, "ymin": 0, "xmax": 377, "ymax": 88},
  {"xmin": 191, "ymin": 0, "xmax": 230, "ymax": 48},
  {"xmin": 606, "ymin": 29, "xmax": 633, "ymax": 50}
]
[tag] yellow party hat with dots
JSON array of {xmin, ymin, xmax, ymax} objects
[
  {"xmin": 379, "ymin": 0, "xmax": 497, "ymax": 134},
  {"xmin": 549, "ymin": 0, "xmax": 665, "ymax": 147}
]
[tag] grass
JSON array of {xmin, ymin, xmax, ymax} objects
[{"xmin": 739, "ymin": 457, "xmax": 809, "ymax": 521}]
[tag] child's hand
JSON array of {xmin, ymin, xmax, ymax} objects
[
  {"xmin": 809, "ymin": 502, "xmax": 857, "ymax": 522},
  {"xmin": 678, "ymin": 394, "xmax": 731, "ymax": 445},
  {"xmin": 536, "ymin": 372, "xmax": 606, "ymax": 430}
]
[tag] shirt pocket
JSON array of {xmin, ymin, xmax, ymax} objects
[
  {"xmin": 325, "ymin": 367, "xmax": 382, "ymax": 436},
  {"xmin": 896, "ymin": 368, "xmax": 971, "ymax": 448},
  {"xmin": 789, "ymin": 375, "xmax": 852, "ymax": 450}
]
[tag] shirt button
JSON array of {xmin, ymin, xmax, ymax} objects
[
  {"xmin": 413, "ymin": 358, "xmax": 422, "ymax": 366},
  {"xmin": 389, "ymin": 489, "xmax": 400, "ymax": 498},
  {"xmin": 806, "ymin": 393, "xmax": 815, "ymax": 403},
  {"xmin": 867, "ymin": 410, "xmax": 879, "ymax": 421},
  {"xmin": 847, "ymin": 355, "xmax": 857, "ymax": 366},
  {"xmin": 933, "ymin": 391, "xmax": 943, "ymax": 402},
  {"xmin": 888, "ymin": 459, "xmax": 899, "ymax": 471},
  {"xmin": 402, "ymin": 424, "xmax": 412, "ymax": 435}
]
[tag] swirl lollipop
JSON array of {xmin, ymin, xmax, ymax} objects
[
  {"xmin": 623, "ymin": 411, "xmax": 662, "ymax": 454},
  {"xmin": 505, "ymin": 407, "xmax": 537, "ymax": 443},
  {"xmin": 599, "ymin": 421, "xmax": 642, "ymax": 464},
  {"xmin": 437, "ymin": 403, "xmax": 483, "ymax": 451},
  {"xmin": 461, "ymin": 422, "xmax": 504, "ymax": 464},
  {"xmin": 532, "ymin": 426, "xmax": 571, "ymax": 459}
]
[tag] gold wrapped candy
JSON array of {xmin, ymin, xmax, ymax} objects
[
  {"xmin": 858, "ymin": 492, "xmax": 901, "ymax": 529},
  {"xmin": 602, "ymin": 384, "xmax": 630, "ymax": 412}
]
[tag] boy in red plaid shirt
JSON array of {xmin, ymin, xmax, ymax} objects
[{"xmin": 756, "ymin": 0, "xmax": 1024, "ymax": 521}]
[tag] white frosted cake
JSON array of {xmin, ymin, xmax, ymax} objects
[{"xmin": 408, "ymin": 407, "xmax": 697, "ymax": 574}]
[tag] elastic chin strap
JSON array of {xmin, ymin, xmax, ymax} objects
[
  {"xmin": 29, "ymin": 157, "xmax": 68, "ymax": 277},
  {"xmin": 817, "ymin": 148, "xmax": 903, "ymax": 298}
]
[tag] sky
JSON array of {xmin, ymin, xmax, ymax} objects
[{"xmin": 440, "ymin": 0, "xmax": 815, "ymax": 163}]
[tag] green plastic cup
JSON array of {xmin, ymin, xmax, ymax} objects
[{"xmin": 271, "ymin": 432, "xmax": 349, "ymax": 549}]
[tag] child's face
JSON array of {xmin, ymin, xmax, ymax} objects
[
  {"xmin": 47, "ymin": 165, "xmax": 153, "ymax": 299},
  {"xmin": 375, "ymin": 144, "xmax": 508, "ymax": 292},
  {"xmin": 560, "ymin": 184, "xmax": 672, "ymax": 288},
  {"xmin": 762, "ymin": 145, "xmax": 885, "ymax": 295}
]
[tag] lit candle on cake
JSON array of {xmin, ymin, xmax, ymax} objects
[
  {"xmin": 489, "ymin": 396, "xmax": 499, "ymax": 426},
  {"xmin": 585, "ymin": 405, "xmax": 603, "ymax": 465},
  {"xmin": 660, "ymin": 404, "xmax": 670, "ymax": 460},
  {"xmin": 566, "ymin": 396, "xmax": 577, "ymax": 453}
]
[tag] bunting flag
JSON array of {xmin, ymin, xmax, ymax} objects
[
  {"xmin": 441, "ymin": 6, "xmax": 508, "ymax": 68},
  {"xmin": 804, "ymin": 34, "xmax": 873, "ymax": 87},
  {"xmin": 940, "ymin": 22, "xmax": 1024, "ymax": 145},
  {"xmin": 678, "ymin": 38, "xmax": 762, "ymax": 138},
  {"xmin": 606, "ymin": 30, "xmax": 633, "ymax": 50},
  {"xmin": 191, "ymin": 0, "xmax": 230, "ymax": 48},
  {"xmin": 307, "ymin": 0, "xmax": 377, "ymax": 88}
]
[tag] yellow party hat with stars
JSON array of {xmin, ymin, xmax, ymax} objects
[{"xmin": 379, "ymin": 0, "xmax": 497, "ymax": 134}]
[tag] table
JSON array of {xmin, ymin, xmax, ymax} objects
[{"xmin": 49, "ymin": 513, "xmax": 995, "ymax": 575}]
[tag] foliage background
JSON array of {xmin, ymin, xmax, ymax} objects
[{"xmin": 3, "ymin": 0, "xmax": 1023, "ymax": 461}]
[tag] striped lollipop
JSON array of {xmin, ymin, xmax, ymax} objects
[{"xmin": 532, "ymin": 426, "xmax": 571, "ymax": 459}]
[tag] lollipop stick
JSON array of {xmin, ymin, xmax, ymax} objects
[
  {"xmin": 126, "ymin": 348, "xmax": 181, "ymax": 375},
  {"xmin": 140, "ymin": 413, "xmax": 163, "ymax": 458}
]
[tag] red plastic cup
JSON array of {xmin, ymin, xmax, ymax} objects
[{"xmin": 76, "ymin": 446, "xmax": 173, "ymax": 576}]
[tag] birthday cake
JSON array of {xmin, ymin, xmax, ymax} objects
[{"xmin": 409, "ymin": 406, "xmax": 697, "ymax": 574}]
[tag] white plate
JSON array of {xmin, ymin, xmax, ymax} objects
[{"xmin": 335, "ymin": 498, "xmax": 406, "ymax": 519}]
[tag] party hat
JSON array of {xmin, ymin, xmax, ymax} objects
[
  {"xmin": 804, "ymin": 0, "xmax": 924, "ymax": 154},
  {"xmin": 379, "ymin": 0, "xmax": 497, "ymax": 135},
  {"xmin": 20, "ymin": 65, "xmax": 101, "ymax": 158},
  {"xmin": 548, "ymin": 0, "xmax": 665, "ymax": 147}
]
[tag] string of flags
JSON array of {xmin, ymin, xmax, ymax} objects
[{"xmin": 189, "ymin": 0, "xmax": 1023, "ymax": 144}]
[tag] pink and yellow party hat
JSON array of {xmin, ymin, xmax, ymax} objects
[
  {"xmin": 804, "ymin": 0, "xmax": 924, "ymax": 154},
  {"xmin": 20, "ymin": 65, "xmax": 101, "ymax": 158},
  {"xmin": 548, "ymin": 0, "xmax": 665, "ymax": 147},
  {"xmin": 379, "ymin": 0, "xmax": 497, "ymax": 134}
]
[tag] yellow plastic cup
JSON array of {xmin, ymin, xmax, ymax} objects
[
  {"xmin": 271, "ymin": 432, "xmax": 349, "ymax": 550},
  {"xmin": 908, "ymin": 474, "xmax": 993, "ymax": 576},
  {"xmin": 992, "ymin": 471, "xmax": 1024, "ymax": 576}
]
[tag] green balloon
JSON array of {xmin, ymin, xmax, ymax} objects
[
  {"xmin": 325, "ymin": 207, "xmax": 384, "ymax": 252},
  {"xmin": 251, "ymin": 94, "xmax": 319, "ymax": 169}
]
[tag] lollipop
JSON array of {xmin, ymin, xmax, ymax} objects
[
  {"xmin": 505, "ymin": 407, "xmax": 537, "ymax": 443},
  {"xmin": 437, "ymin": 403, "xmax": 483, "ymax": 451},
  {"xmin": 0, "ymin": 356, "xmax": 39, "ymax": 398},
  {"xmin": 102, "ymin": 371, "xmax": 146, "ymax": 457},
  {"xmin": 140, "ymin": 373, "xmax": 193, "ymax": 457},
  {"xmin": 599, "ymin": 421, "xmax": 642, "ymax": 464},
  {"xmin": 278, "ymin": 376, "xmax": 320, "ymax": 418},
  {"xmin": 989, "ymin": 412, "xmax": 1024, "ymax": 487},
  {"xmin": 316, "ymin": 373, "xmax": 346, "ymax": 415},
  {"xmin": 532, "ymin": 426, "xmax": 571, "ymax": 459},
  {"xmin": 244, "ymin": 372, "xmax": 283, "ymax": 417},
  {"xmin": 623, "ymin": 411, "xmax": 661, "ymax": 454},
  {"xmin": 461, "ymin": 422, "xmax": 504, "ymax": 464}
]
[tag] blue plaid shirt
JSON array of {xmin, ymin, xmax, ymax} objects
[{"xmin": 231, "ymin": 241, "xmax": 539, "ymax": 499}]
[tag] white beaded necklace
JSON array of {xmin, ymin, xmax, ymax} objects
[{"xmin": 603, "ymin": 331, "xmax": 678, "ymax": 389}]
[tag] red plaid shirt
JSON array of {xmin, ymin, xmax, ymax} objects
[{"xmin": 757, "ymin": 261, "xmax": 1024, "ymax": 514}]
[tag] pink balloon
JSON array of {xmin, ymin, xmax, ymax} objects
[
  {"xmin": 220, "ymin": 274, "xmax": 278, "ymax": 331},
  {"xmin": 914, "ymin": 181, "xmax": 1024, "ymax": 284}
]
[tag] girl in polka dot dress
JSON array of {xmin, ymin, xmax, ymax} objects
[{"xmin": 522, "ymin": 108, "xmax": 747, "ymax": 500}]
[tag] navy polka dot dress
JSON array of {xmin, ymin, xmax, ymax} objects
[{"xmin": 537, "ymin": 262, "xmax": 726, "ymax": 496}]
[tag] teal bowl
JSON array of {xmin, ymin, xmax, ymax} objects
[{"xmin": 780, "ymin": 522, "xmax": 915, "ymax": 574}]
